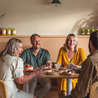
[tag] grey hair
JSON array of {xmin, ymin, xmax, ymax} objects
[
  {"xmin": 63, "ymin": 33, "xmax": 78, "ymax": 52},
  {"xmin": 30, "ymin": 33, "xmax": 40, "ymax": 42},
  {"xmin": 0, "ymin": 38, "xmax": 22, "ymax": 60}
]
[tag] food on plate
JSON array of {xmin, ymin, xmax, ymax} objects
[
  {"xmin": 26, "ymin": 64, "xmax": 32, "ymax": 67},
  {"xmin": 41, "ymin": 66, "xmax": 49, "ymax": 70},
  {"xmin": 59, "ymin": 67, "xmax": 67, "ymax": 70},
  {"xmin": 59, "ymin": 70, "xmax": 74, "ymax": 75},
  {"xmin": 46, "ymin": 71, "xmax": 54, "ymax": 75}
]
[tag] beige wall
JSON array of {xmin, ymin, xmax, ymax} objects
[
  {"xmin": 0, "ymin": 36, "xmax": 89, "ymax": 62},
  {"xmin": 0, "ymin": 0, "xmax": 98, "ymax": 35}
]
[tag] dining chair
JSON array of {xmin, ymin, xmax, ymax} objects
[
  {"xmin": 89, "ymin": 82, "xmax": 98, "ymax": 98},
  {"xmin": 0, "ymin": 80, "xmax": 8, "ymax": 98}
]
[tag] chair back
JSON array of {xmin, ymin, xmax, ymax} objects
[
  {"xmin": 0, "ymin": 80, "xmax": 8, "ymax": 98},
  {"xmin": 89, "ymin": 82, "xmax": 98, "ymax": 98}
]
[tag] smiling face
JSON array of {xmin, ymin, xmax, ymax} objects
[
  {"xmin": 31, "ymin": 36, "xmax": 41, "ymax": 50},
  {"xmin": 16, "ymin": 42, "xmax": 23, "ymax": 56},
  {"xmin": 67, "ymin": 36, "xmax": 76, "ymax": 50}
]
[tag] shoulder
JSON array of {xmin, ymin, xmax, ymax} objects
[
  {"xmin": 87, "ymin": 53, "xmax": 98, "ymax": 65},
  {"xmin": 21, "ymin": 48, "xmax": 33, "ymax": 55},
  {"xmin": 4, "ymin": 55, "xmax": 23, "ymax": 63},
  {"xmin": 59, "ymin": 47, "xmax": 65, "ymax": 51},
  {"xmin": 78, "ymin": 48, "xmax": 85, "ymax": 53},
  {"xmin": 23, "ymin": 47, "xmax": 32, "ymax": 52},
  {"xmin": 59, "ymin": 47, "xmax": 66, "ymax": 52},
  {"xmin": 78, "ymin": 48, "xmax": 84, "ymax": 51},
  {"xmin": 40, "ymin": 48, "xmax": 49, "ymax": 52}
]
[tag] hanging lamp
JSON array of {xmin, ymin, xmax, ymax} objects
[{"xmin": 51, "ymin": 0, "xmax": 61, "ymax": 6}]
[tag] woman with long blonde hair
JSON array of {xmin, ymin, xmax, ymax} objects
[{"xmin": 56, "ymin": 34, "xmax": 86, "ymax": 98}]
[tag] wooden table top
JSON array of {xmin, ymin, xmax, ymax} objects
[
  {"xmin": 38, "ymin": 71, "xmax": 79, "ymax": 78},
  {"xmin": 25, "ymin": 68, "xmax": 79, "ymax": 79}
]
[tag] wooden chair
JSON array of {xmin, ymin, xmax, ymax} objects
[
  {"xmin": 0, "ymin": 80, "xmax": 8, "ymax": 98},
  {"xmin": 89, "ymin": 82, "xmax": 98, "ymax": 98}
]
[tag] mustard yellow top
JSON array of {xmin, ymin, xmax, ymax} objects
[
  {"xmin": 57, "ymin": 47, "xmax": 86, "ymax": 66},
  {"xmin": 56, "ymin": 47, "xmax": 86, "ymax": 94}
]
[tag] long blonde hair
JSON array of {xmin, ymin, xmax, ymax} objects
[
  {"xmin": 0, "ymin": 38, "xmax": 22, "ymax": 60},
  {"xmin": 64, "ymin": 34, "xmax": 78, "ymax": 52}
]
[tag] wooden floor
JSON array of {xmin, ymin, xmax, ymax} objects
[
  {"xmin": 16, "ymin": 84, "xmax": 59, "ymax": 98},
  {"xmin": 43, "ymin": 88, "xmax": 58, "ymax": 98}
]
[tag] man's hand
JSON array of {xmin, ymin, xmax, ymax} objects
[{"xmin": 46, "ymin": 61, "xmax": 52, "ymax": 69}]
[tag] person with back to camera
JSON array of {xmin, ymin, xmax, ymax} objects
[
  {"xmin": 56, "ymin": 33, "xmax": 86, "ymax": 98},
  {"xmin": 20, "ymin": 33, "xmax": 52, "ymax": 98},
  {"xmin": 0, "ymin": 38, "xmax": 43, "ymax": 98},
  {"xmin": 62, "ymin": 31, "xmax": 98, "ymax": 98}
]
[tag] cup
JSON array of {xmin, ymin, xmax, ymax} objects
[{"xmin": 54, "ymin": 63, "xmax": 61, "ymax": 69}]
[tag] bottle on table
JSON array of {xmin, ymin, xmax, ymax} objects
[{"xmin": 12, "ymin": 27, "xmax": 16, "ymax": 35}]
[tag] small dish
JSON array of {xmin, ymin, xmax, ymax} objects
[
  {"xmin": 59, "ymin": 71, "xmax": 74, "ymax": 75},
  {"xmin": 54, "ymin": 69, "xmax": 59, "ymax": 72},
  {"xmin": 46, "ymin": 72, "xmax": 54, "ymax": 75}
]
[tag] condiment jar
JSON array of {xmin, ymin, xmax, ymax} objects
[
  {"xmin": 2, "ymin": 27, "xmax": 6, "ymax": 35},
  {"xmin": 7, "ymin": 27, "xmax": 11, "ymax": 35},
  {"xmin": 12, "ymin": 27, "xmax": 16, "ymax": 35}
]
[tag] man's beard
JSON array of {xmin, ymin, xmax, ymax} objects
[{"xmin": 88, "ymin": 40, "xmax": 91, "ymax": 53}]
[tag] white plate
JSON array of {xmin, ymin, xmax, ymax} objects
[{"xmin": 54, "ymin": 69, "xmax": 59, "ymax": 72}]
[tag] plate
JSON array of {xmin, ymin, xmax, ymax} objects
[
  {"xmin": 59, "ymin": 71, "xmax": 74, "ymax": 75},
  {"xmin": 46, "ymin": 72, "xmax": 54, "ymax": 75},
  {"xmin": 41, "ymin": 67, "xmax": 50, "ymax": 70},
  {"xmin": 54, "ymin": 69, "xmax": 59, "ymax": 72}
]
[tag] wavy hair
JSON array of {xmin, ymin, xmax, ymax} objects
[
  {"xmin": 63, "ymin": 33, "xmax": 78, "ymax": 52},
  {"xmin": 0, "ymin": 38, "xmax": 22, "ymax": 61}
]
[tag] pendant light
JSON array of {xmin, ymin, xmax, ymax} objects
[{"xmin": 51, "ymin": 0, "xmax": 61, "ymax": 6}]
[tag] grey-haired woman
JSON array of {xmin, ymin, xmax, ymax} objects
[{"xmin": 0, "ymin": 38, "xmax": 43, "ymax": 98}]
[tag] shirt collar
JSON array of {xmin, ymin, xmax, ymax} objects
[
  {"xmin": 87, "ymin": 49, "xmax": 98, "ymax": 57},
  {"xmin": 30, "ymin": 47, "xmax": 42, "ymax": 56}
]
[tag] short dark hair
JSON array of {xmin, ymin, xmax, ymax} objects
[
  {"xmin": 30, "ymin": 33, "xmax": 40, "ymax": 42},
  {"xmin": 90, "ymin": 31, "xmax": 98, "ymax": 49}
]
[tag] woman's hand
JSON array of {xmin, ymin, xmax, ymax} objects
[
  {"xmin": 54, "ymin": 64, "xmax": 61, "ymax": 69},
  {"xmin": 32, "ymin": 69, "xmax": 43, "ymax": 78},
  {"xmin": 33, "ymin": 95, "xmax": 36, "ymax": 98}
]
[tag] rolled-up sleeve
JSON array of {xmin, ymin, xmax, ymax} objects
[{"xmin": 11, "ymin": 57, "xmax": 24, "ymax": 79}]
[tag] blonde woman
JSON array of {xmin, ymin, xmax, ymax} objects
[
  {"xmin": 0, "ymin": 38, "xmax": 43, "ymax": 98},
  {"xmin": 56, "ymin": 34, "xmax": 86, "ymax": 98}
]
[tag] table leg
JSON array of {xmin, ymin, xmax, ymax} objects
[
  {"xmin": 23, "ymin": 82, "xmax": 29, "ymax": 93},
  {"xmin": 67, "ymin": 78, "xmax": 72, "ymax": 95}
]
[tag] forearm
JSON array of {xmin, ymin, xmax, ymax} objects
[
  {"xmin": 46, "ymin": 61, "xmax": 52, "ymax": 65},
  {"xmin": 16, "ymin": 74, "xmax": 33, "ymax": 84}
]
